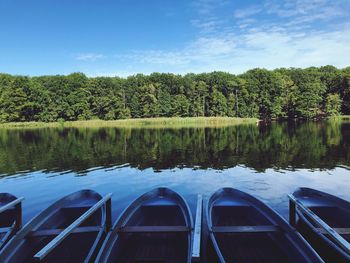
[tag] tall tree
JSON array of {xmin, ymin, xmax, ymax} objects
[{"xmin": 325, "ymin": 94, "xmax": 341, "ymax": 116}]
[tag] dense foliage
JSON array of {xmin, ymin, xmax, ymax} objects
[{"xmin": 1, "ymin": 65, "xmax": 349, "ymax": 122}]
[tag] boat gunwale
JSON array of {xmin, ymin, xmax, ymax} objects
[
  {"xmin": 206, "ymin": 187, "xmax": 324, "ymax": 263},
  {"xmin": 0, "ymin": 193, "xmax": 23, "ymax": 250},
  {"xmin": 292, "ymin": 187, "xmax": 350, "ymax": 261},
  {"xmin": 95, "ymin": 187, "xmax": 194, "ymax": 263},
  {"xmin": 293, "ymin": 187, "xmax": 350, "ymax": 211},
  {"xmin": 0, "ymin": 189, "xmax": 107, "ymax": 263}
]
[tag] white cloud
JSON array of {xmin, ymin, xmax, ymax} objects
[
  {"xmin": 235, "ymin": 26, "xmax": 350, "ymax": 70},
  {"xmin": 264, "ymin": 0, "xmax": 347, "ymax": 22},
  {"xmin": 81, "ymin": 0, "xmax": 350, "ymax": 76},
  {"xmin": 122, "ymin": 50, "xmax": 191, "ymax": 66},
  {"xmin": 191, "ymin": 18, "xmax": 223, "ymax": 33},
  {"xmin": 234, "ymin": 6, "xmax": 262, "ymax": 19},
  {"xmin": 75, "ymin": 53, "xmax": 105, "ymax": 62},
  {"xmin": 237, "ymin": 18, "xmax": 256, "ymax": 29},
  {"xmin": 86, "ymin": 70, "xmax": 141, "ymax": 78},
  {"xmin": 117, "ymin": 23, "xmax": 350, "ymax": 74},
  {"xmin": 189, "ymin": 36, "xmax": 236, "ymax": 57},
  {"xmin": 192, "ymin": 0, "xmax": 228, "ymax": 15}
]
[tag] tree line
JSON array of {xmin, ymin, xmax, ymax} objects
[{"xmin": 0, "ymin": 65, "xmax": 349, "ymax": 122}]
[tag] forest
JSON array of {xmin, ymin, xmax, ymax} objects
[{"xmin": 0, "ymin": 65, "xmax": 349, "ymax": 122}]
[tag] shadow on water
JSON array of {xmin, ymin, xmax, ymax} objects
[{"xmin": 0, "ymin": 120, "xmax": 349, "ymax": 177}]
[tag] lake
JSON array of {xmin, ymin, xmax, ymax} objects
[{"xmin": 0, "ymin": 120, "xmax": 350, "ymax": 224}]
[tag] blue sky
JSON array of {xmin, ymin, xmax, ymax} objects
[{"xmin": 1, "ymin": 0, "xmax": 350, "ymax": 76}]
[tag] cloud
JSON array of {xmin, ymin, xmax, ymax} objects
[
  {"xmin": 117, "ymin": 22, "xmax": 350, "ymax": 74},
  {"xmin": 120, "ymin": 35, "xmax": 236, "ymax": 68},
  {"xmin": 75, "ymin": 53, "xmax": 105, "ymax": 62},
  {"xmin": 264, "ymin": 0, "xmax": 347, "ymax": 22},
  {"xmin": 121, "ymin": 50, "xmax": 191, "ymax": 66},
  {"xmin": 237, "ymin": 26, "xmax": 350, "ymax": 69},
  {"xmin": 236, "ymin": 18, "xmax": 256, "ymax": 29},
  {"xmin": 82, "ymin": 0, "xmax": 350, "ymax": 76},
  {"xmin": 192, "ymin": 0, "xmax": 229, "ymax": 15},
  {"xmin": 191, "ymin": 18, "xmax": 223, "ymax": 33},
  {"xmin": 86, "ymin": 70, "xmax": 140, "ymax": 78},
  {"xmin": 189, "ymin": 36, "xmax": 236, "ymax": 57},
  {"xmin": 234, "ymin": 5, "xmax": 262, "ymax": 19}
]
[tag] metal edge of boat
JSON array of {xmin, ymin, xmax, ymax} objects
[
  {"xmin": 0, "ymin": 189, "xmax": 112, "ymax": 263},
  {"xmin": 0, "ymin": 193, "xmax": 24, "ymax": 250},
  {"xmin": 289, "ymin": 187, "xmax": 350, "ymax": 261},
  {"xmin": 206, "ymin": 187, "xmax": 324, "ymax": 263},
  {"xmin": 95, "ymin": 187, "xmax": 194, "ymax": 263}
]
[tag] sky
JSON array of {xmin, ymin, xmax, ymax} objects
[{"xmin": 0, "ymin": 0, "xmax": 350, "ymax": 77}]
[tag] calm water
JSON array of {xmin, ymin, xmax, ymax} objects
[{"xmin": 0, "ymin": 120, "xmax": 350, "ymax": 223}]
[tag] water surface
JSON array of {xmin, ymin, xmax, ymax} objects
[{"xmin": 0, "ymin": 120, "xmax": 349, "ymax": 222}]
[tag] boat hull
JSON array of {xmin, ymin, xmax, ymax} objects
[
  {"xmin": 0, "ymin": 190, "xmax": 106, "ymax": 263},
  {"xmin": 96, "ymin": 187, "xmax": 193, "ymax": 263},
  {"xmin": 293, "ymin": 188, "xmax": 350, "ymax": 263},
  {"xmin": 206, "ymin": 188, "xmax": 323, "ymax": 263},
  {"xmin": 0, "ymin": 193, "xmax": 21, "ymax": 250}
]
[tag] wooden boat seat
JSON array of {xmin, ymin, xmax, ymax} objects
[
  {"xmin": 28, "ymin": 226, "xmax": 101, "ymax": 237},
  {"xmin": 214, "ymin": 198, "xmax": 250, "ymax": 207},
  {"xmin": 118, "ymin": 226, "xmax": 190, "ymax": 233},
  {"xmin": 0, "ymin": 206, "xmax": 15, "ymax": 212},
  {"xmin": 212, "ymin": 225, "xmax": 280, "ymax": 233},
  {"xmin": 0, "ymin": 227, "xmax": 11, "ymax": 233},
  {"xmin": 142, "ymin": 198, "xmax": 177, "ymax": 207},
  {"xmin": 134, "ymin": 258, "xmax": 165, "ymax": 262},
  {"xmin": 317, "ymin": 228, "xmax": 350, "ymax": 235},
  {"xmin": 62, "ymin": 205, "xmax": 93, "ymax": 209}
]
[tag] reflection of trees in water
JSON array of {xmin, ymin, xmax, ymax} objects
[{"xmin": 0, "ymin": 121, "xmax": 349, "ymax": 176}]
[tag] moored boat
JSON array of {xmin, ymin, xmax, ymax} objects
[
  {"xmin": 207, "ymin": 188, "xmax": 323, "ymax": 263},
  {"xmin": 289, "ymin": 188, "xmax": 350, "ymax": 263},
  {"xmin": 0, "ymin": 190, "xmax": 112, "ymax": 263},
  {"xmin": 96, "ymin": 187, "xmax": 193, "ymax": 263},
  {"xmin": 0, "ymin": 193, "xmax": 23, "ymax": 250}
]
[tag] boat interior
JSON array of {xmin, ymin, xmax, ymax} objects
[
  {"xmin": 105, "ymin": 196, "xmax": 190, "ymax": 263},
  {"xmin": 210, "ymin": 195, "xmax": 306, "ymax": 263}
]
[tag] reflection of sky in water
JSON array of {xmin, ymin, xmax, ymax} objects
[{"xmin": 1, "ymin": 166, "xmax": 349, "ymax": 223}]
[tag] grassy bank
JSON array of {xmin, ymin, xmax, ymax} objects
[
  {"xmin": 327, "ymin": 115, "xmax": 350, "ymax": 120},
  {"xmin": 0, "ymin": 117, "xmax": 258, "ymax": 129}
]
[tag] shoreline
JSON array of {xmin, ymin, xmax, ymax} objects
[
  {"xmin": 0, "ymin": 117, "xmax": 258, "ymax": 129},
  {"xmin": 0, "ymin": 116, "xmax": 348, "ymax": 129}
]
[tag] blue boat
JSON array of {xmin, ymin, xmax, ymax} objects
[
  {"xmin": 96, "ymin": 187, "xmax": 193, "ymax": 263},
  {"xmin": 0, "ymin": 190, "xmax": 112, "ymax": 263},
  {"xmin": 289, "ymin": 188, "xmax": 350, "ymax": 263},
  {"xmin": 207, "ymin": 188, "xmax": 323, "ymax": 263},
  {"xmin": 0, "ymin": 193, "xmax": 23, "ymax": 250}
]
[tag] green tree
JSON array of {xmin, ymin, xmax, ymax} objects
[
  {"xmin": 207, "ymin": 87, "xmax": 227, "ymax": 116},
  {"xmin": 242, "ymin": 69, "xmax": 285, "ymax": 119},
  {"xmin": 325, "ymin": 94, "xmax": 341, "ymax": 116},
  {"xmin": 227, "ymin": 93, "xmax": 236, "ymax": 117},
  {"xmin": 140, "ymin": 84, "xmax": 158, "ymax": 118},
  {"xmin": 189, "ymin": 81, "xmax": 207, "ymax": 116},
  {"xmin": 0, "ymin": 76, "xmax": 28, "ymax": 121},
  {"xmin": 171, "ymin": 94, "xmax": 190, "ymax": 117},
  {"xmin": 296, "ymin": 82, "xmax": 326, "ymax": 118}
]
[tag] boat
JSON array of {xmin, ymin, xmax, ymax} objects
[
  {"xmin": 0, "ymin": 190, "xmax": 112, "ymax": 263},
  {"xmin": 95, "ymin": 187, "xmax": 194, "ymax": 263},
  {"xmin": 289, "ymin": 188, "xmax": 350, "ymax": 263},
  {"xmin": 207, "ymin": 188, "xmax": 323, "ymax": 263},
  {"xmin": 0, "ymin": 193, "xmax": 23, "ymax": 250}
]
